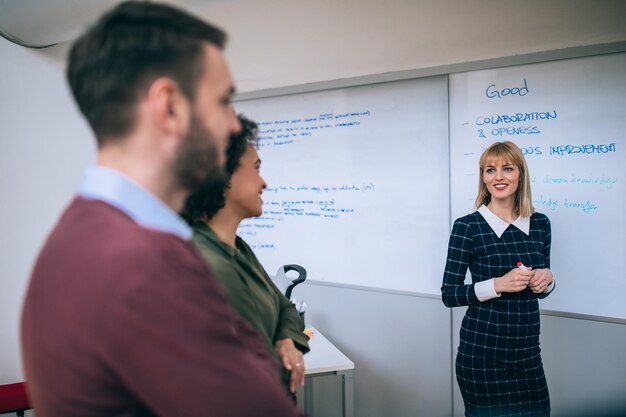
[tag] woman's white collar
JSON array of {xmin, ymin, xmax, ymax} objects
[{"xmin": 477, "ymin": 205, "xmax": 530, "ymax": 238}]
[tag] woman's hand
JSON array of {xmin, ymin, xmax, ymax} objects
[
  {"xmin": 495, "ymin": 267, "xmax": 534, "ymax": 293},
  {"xmin": 528, "ymin": 268, "xmax": 554, "ymax": 293},
  {"xmin": 275, "ymin": 338, "xmax": 305, "ymax": 393}
]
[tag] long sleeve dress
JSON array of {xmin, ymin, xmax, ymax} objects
[{"xmin": 442, "ymin": 205, "xmax": 554, "ymax": 417}]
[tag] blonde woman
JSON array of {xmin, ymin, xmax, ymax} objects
[{"xmin": 442, "ymin": 141, "xmax": 555, "ymax": 417}]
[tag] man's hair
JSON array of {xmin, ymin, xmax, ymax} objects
[
  {"xmin": 67, "ymin": 1, "xmax": 226, "ymax": 144},
  {"xmin": 181, "ymin": 114, "xmax": 259, "ymax": 224}
]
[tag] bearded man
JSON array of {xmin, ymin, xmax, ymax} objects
[{"xmin": 21, "ymin": 2, "xmax": 301, "ymax": 416}]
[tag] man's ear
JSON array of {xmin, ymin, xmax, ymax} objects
[{"xmin": 146, "ymin": 77, "xmax": 190, "ymax": 137}]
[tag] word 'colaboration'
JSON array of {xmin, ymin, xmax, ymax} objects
[{"xmin": 475, "ymin": 110, "xmax": 557, "ymax": 126}]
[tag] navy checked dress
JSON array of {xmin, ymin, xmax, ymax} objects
[{"xmin": 442, "ymin": 209, "xmax": 553, "ymax": 417}]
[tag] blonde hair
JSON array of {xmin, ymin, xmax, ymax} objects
[{"xmin": 475, "ymin": 141, "xmax": 535, "ymax": 217}]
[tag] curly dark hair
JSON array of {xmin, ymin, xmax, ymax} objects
[{"xmin": 181, "ymin": 114, "xmax": 259, "ymax": 224}]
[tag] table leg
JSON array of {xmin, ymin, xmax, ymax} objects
[
  {"xmin": 304, "ymin": 376, "xmax": 315, "ymax": 416},
  {"xmin": 339, "ymin": 370, "xmax": 354, "ymax": 417}
]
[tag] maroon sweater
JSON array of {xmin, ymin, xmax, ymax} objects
[{"xmin": 21, "ymin": 198, "xmax": 300, "ymax": 417}]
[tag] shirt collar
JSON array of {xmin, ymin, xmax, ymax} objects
[
  {"xmin": 477, "ymin": 205, "xmax": 530, "ymax": 238},
  {"xmin": 79, "ymin": 165, "xmax": 192, "ymax": 240}
]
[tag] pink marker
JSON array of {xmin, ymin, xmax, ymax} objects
[{"xmin": 517, "ymin": 262, "xmax": 528, "ymax": 271}]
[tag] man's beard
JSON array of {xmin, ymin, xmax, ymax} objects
[{"xmin": 173, "ymin": 114, "xmax": 228, "ymax": 196}]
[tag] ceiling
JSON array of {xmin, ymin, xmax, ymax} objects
[{"xmin": 0, "ymin": 0, "xmax": 220, "ymax": 48}]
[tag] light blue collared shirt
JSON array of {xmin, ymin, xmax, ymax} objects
[{"xmin": 79, "ymin": 166, "xmax": 192, "ymax": 240}]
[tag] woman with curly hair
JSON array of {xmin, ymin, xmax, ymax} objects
[{"xmin": 182, "ymin": 114, "xmax": 309, "ymax": 397}]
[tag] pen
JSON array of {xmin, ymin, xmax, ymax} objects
[{"xmin": 517, "ymin": 261, "xmax": 534, "ymax": 288}]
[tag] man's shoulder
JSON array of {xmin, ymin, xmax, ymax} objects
[
  {"xmin": 28, "ymin": 197, "xmax": 220, "ymax": 328},
  {"xmin": 58, "ymin": 196, "xmax": 140, "ymax": 239},
  {"xmin": 41, "ymin": 197, "xmax": 205, "ymax": 282},
  {"xmin": 60, "ymin": 197, "xmax": 187, "ymax": 249}
]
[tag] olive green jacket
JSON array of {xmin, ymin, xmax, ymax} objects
[{"xmin": 191, "ymin": 223, "xmax": 310, "ymax": 364}]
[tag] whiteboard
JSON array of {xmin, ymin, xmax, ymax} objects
[
  {"xmin": 235, "ymin": 77, "xmax": 450, "ymax": 294},
  {"xmin": 450, "ymin": 53, "xmax": 626, "ymax": 319}
]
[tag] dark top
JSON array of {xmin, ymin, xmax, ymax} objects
[
  {"xmin": 442, "ymin": 211, "xmax": 553, "ymax": 359},
  {"xmin": 191, "ymin": 223, "xmax": 309, "ymax": 388},
  {"xmin": 21, "ymin": 198, "xmax": 301, "ymax": 417}
]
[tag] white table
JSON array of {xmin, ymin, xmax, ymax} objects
[{"xmin": 299, "ymin": 326, "xmax": 354, "ymax": 417}]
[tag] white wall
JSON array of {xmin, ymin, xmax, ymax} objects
[
  {"xmin": 203, "ymin": 0, "xmax": 626, "ymax": 92},
  {"xmin": 299, "ymin": 283, "xmax": 452, "ymax": 417},
  {"xmin": 2, "ymin": 1, "xmax": 626, "ymax": 415},
  {"xmin": 0, "ymin": 39, "xmax": 94, "ymax": 382},
  {"xmin": 3, "ymin": 0, "xmax": 626, "ymax": 91}
]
